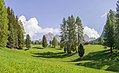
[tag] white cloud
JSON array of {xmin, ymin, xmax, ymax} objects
[
  {"xmin": 19, "ymin": 15, "xmax": 99, "ymax": 40},
  {"xmin": 18, "ymin": 15, "xmax": 60, "ymax": 40},
  {"xmin": 83, "ymin": 26, "xmax": 100, "ymax": 39}
]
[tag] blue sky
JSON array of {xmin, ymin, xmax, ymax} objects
[{"xmin": 4, "ymin": 0, "xmax": 117, "ymax": 40}]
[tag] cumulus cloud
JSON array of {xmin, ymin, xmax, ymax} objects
[
  {"xmin": 19, "ymin": 15, "xmax": 99, "ymax": 40},
  {"xmin": 18, "ymin": 15, "xmax": 60, "ymax": 40},
  {"xmin": 83, "ymin": 26, "xmax": 100, "ymax": 39}
]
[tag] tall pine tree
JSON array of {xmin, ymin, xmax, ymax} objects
[
  {"xmin": 60, "ymin": 15, "xmax": 84, "ymax": 54},
  {"xmin": 26, "ymin": 34, "xmax": 31, "ymax": 49},
  {"xmin": 115, "ymin": 0, "xmax": 119, "ymax": 50},
  {"xmin": 0, "ymin": 0, "xmax": 8, "ymax": 47},
  {"xmin": 67, "ymin": 16, "xmax": 72, "ymax": 54},
  {"xmin": 104, "ymin": 10, "xmax": 115, "ymax": 54},
  {"xmin": 60, "ymin": 18, "xmax": 67, "ymax": 52},
  {"xmin": 76, "ymin": 17, "xmax": 83, "ymax": 46},
  {"xmin": 7, "ymin": 7, "xmax": 15, "ymax": 48},
  {"xmin": 17, "ymin": 20, "xmax": 24, "ymax": 49},
  {"xmin": 70, "ymin": 15, "xmax": 77, "ymax": 52},
  {"xmin": 14, "ymin": 16, "xmax": 19, "ymax": 49}
]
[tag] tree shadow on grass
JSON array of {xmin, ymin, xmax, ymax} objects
[
  {"xmin": 32, "ymin": 52, "xmax": 77, "ymax": 58},
  {"xmin": 73, "ymin": 49, "xmax": 119, "ymax": 72},
  {"xmin": 32, "ymin": 46, "xmax": 44, "ymax": 49}
]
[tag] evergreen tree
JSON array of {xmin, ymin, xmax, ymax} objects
[
  {"xmin": 52, "ymin": 37, "xmax": 58, "ymax": 48},
  {"xmin": 6, "ymin": 7, "xmax": 15, "ymax": 48},
  {"xmin": 67, "ymin": 16, "xmax": 72, "ymax": 54},
  {"xmin": 76, "ymin": 17, "xmax": 83, "ymax": 46},
  {"xmin": 6, "ymin": 7, "xmax": 24, "ymax": 49},
  {"xmin": 98, "ymin": 37, "xmax": 104, "ymax": 45},
  {"xmin": 60, "ymin": 38, "xmax": 64, "ymax": 48},
  {"xmin": 78, "ymin": 44, "xmax": 85, "ymax": 59},
  {"xmin": 104, "ymin": 10, "xmax": 115, "ymax": 54},
  {"xmin": 35, "ymin": 40, "xmax": 40, "ymax": 45},
  {"xmin": 70, "ymin": 15, "xmax": 77, "ymax": 52},
  {"xmin": 26, "ymin": 34, "xmax": 31, "ymax": 49},
  {"xmin": 60, "ymin": 18, "xmax": 67, "ymax": 52},
  {"xmin": 0, "ymin": 0, "xmax": 8, "ymax": 47},
  {"xmin": 60, "ymin": 16, "xmax": 84, "ymax": 54},
  {"xmin": 67, "ymin": 15, "xmax": 77, "ymax": 53},
  {"xmin": 14, "ymin": 16, "xmax": 19, "ymax": 49},
  {"xmin": 42, "ymin": 35, "xmax": 47, "ymax": 48},
  {"xmin": 115, "ymin": 0, "xmax": 119, "ymax": 50},
  {"xmin": 17, "ymin": 21, "xmax": 24, "ymax": 49}
]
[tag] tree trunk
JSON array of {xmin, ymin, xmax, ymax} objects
[
  {"xmin": 80, "ymin": 57, "xmax": 83, "ymax": 61},
  {"xmin": 64, "ymin": 48, "xmax": 66, "ymax": 53},
  {"xmin": 110, "ymin": 47, "xmax": 113, "ymax": 55}
]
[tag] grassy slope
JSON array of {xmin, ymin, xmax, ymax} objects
[{"xmin": 0, "ymin": 45, "xmax": 117, "ymax": 73}]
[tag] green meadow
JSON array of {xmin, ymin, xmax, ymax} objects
[{"xmin": 0, "ymin": 45, "xmax": 118, "ymax": 73}]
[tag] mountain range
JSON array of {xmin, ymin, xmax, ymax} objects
[
  {"xmin": 44, "ymin": 33, "xmax": 97, "ymax": 44},
  {"xmin": 45, "ymin": 33, "xmax": 60, "ymax": 44}
]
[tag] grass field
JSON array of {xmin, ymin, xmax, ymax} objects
[{"xmin": 0, "ymin": 45, "xmax": 118, "ymax": 73}]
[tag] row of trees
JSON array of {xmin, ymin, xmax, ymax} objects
[
  {"xmin": 7, "ymin": 7, "xmax": 24, "ymax": 49},
  {"xmin": 42, "ymin": 35, "xmax": 58, "ymax": 48},
  {"xmin": 60, "ymin": 15, "xmax": 84, "ymax": 54},
  {"xmin": 104, "ymin": 0, "xmax": 119, "ymax": 54},
  {"xmin": 0, "ymin": 0, "xmax": 31, "ymax": 49}
]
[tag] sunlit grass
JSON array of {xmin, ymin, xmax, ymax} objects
[{"xmin": 0, "ymin": 45, "xmax": 116, "ymax": 73}]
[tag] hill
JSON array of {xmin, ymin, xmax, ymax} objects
[{"xmin": 0, "ymin": 45, "xmax": 118, "ymax": 73}]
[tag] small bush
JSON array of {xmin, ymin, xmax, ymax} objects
[{"xmin": 78, "ymin": 44, "xmax": 85, "ymax": 58}]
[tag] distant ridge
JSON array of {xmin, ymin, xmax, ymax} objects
[{"xmin": 45, "ymin": 33, "xmax": 60, "ymax": 44}]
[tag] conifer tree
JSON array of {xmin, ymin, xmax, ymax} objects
[
  {"xmin": 60, "ymin": 18, "xmax": 67, "ymax": 52},
  {"xmin": 67, "ymin": 15, "xmax": 77, "ymax": 53},
  {"xmin": 0, "ymin": 0, "xmax": 8, "ymax": 47},
  {"xmin": 76, "ymin": 17, "xmax": 83, "ymax": 46},
  {"xmin": 104, "ymin": 10, "xmax": 115, "ymax": 54},
  {"xmin": 42, "ymin": 35, "xmax": 47, "ymax": 48},
  {"xmin": 78, "ymin": 44, "xmax": 85, "ymax": 59},
  {"xmin": 26, "ymin": 34, "xmax": 31, "ymax": 49},
  {"xmin": 70, "ymin": 15, "xmax": 77, "ymax": 52},
  {"xmin": 17, "ymin": 21, "xmax": 24, "ymax": 49},
  {"xmin": 115, "ymin": 0, "xmax": 119, "ymax": 50},
  {"xmin": 6, "ymin": 7, "xmax": 15, "ymax": 48},
  {"xmin": 60, "ymin": 15, "xmax": 84, "ymax": 54},
  {"xmin": 52, "ymin": 37, "xmax": 58, "ymax": 48},
  {"xmin": 14, "ymin": 16, "xmax": 19, "ymax": 49},
  {"xmin": 67, "ymin": 16, "xmax": 72, "ymax": 54}
]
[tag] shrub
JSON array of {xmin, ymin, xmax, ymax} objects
[{"xmin": 78, "ymin": 44, "xmax": 85, "ymax": 58}]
